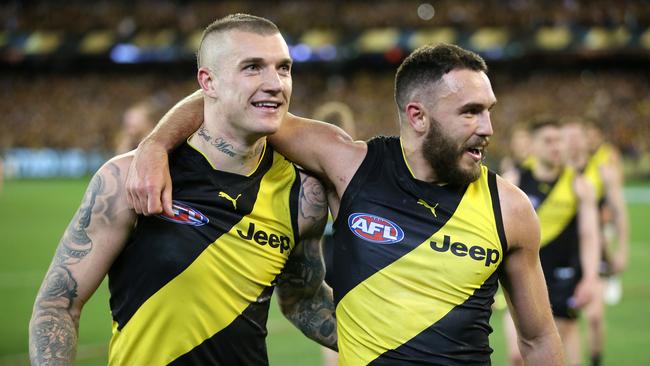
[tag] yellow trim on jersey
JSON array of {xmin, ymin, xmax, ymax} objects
[
  {"xmin": 108, "ymin": 151, "xmax": 295, "ymax": 365},
  {"xmin": 583, "ymin": 143, "xmax": 613, "ymax": 201},
  {"xmin": 186, "ymin": 135, "xmax": 268, "ymax": 177},
  {"xmin": 536, "ymin": 167, "xmax": 578, "ymax": 247},
  {"xmin": 399, "ymin": 137, "xmax": 417, "ymax": 178},
  {"xmin": 521, "ymin": 155, "xmax": 536, "ymax": 169},
  {"xmin": 337, "ymin": 166, "xmax": 503, "ymax": 365}
]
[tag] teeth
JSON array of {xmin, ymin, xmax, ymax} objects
[{"xmin": 254, "ymin": 102, "xmax": 279, "ymax": 108}]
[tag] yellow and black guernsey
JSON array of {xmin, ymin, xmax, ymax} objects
[
  {"xmin": 518, "ymin": 165, "xmax": 581, "ymax": 318},
  {"xmin": 332, "ymin": 136, "xmax": 507, "ymax": 365},
  {"xmin": 107, "ymin": 141, "xmax": 300, "ymax": 365}
]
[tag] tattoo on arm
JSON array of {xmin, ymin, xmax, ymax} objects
[
  {"xmin": 30, "ymin": 163, "xmax": 123, "ymax": 365},
  {"xmin": 298, "ymin": 175, "xmax": 328, "ymax": 228},
  {"xmin": 277, "ymin": 236, "xmax": 337, "ymax": 350},
  {"xmin": 277, "ymin": 173, "xmax": 336, "ymax": 350}
]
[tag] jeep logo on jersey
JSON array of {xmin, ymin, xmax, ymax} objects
[
  {"xmin": 348, "ymin": 213, "xmax": 404, "ymax": 244},
  {"xmin": 157, "ymin": 201, "xmax": 209, "ymax": 227},
  {"xmin": 238, "ymin": 222, "xmax": 292, "ymax": 254},
  {"xmin": 430, "ymin": 235, "xmax": 500, "ymax": 267}
]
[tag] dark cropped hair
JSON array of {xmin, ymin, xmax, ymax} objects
[
  {"xmin": 529, "ymin": 115, "xmax": 561, "ymax": 135},
  {"xmin": 197, "ymin": 13, "xmax": 280, "ymax": 68},
  {"xmin": 394, "ymin": 43, "xmax": 487, "ymax": 111}
]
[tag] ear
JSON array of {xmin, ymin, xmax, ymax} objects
[
  {"xmin": 405, "ymin": 102, "xmax": 428, "ymax": 133},
  {"xmin": 197, "ymin": 67, "xmax": 218, "ymax": 99}
]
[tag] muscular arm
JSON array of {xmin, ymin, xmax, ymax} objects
[
  {"xmin": 497, "ymin": 176, "xmax": 563, "ymax": 365},
  {"xmin": 126, "ymin": 92, "xmax": 366, "ymax": 215},
  {"xmin": 572, "ymin": 176, "xmax": 600, "ymax": 307},
  {"xmin": 29, "ymin": 157, "xmax": 135, "ymax": 365},
  {"xmin": 275, "ymin": 172, "xmax": 337, "ymax": 350}
]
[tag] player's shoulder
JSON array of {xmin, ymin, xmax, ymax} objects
[
  {"xmin": 495, "ymin": 173, "xmax": 532, "ymax": 212},
  {"xmin": 494, "ymin": 173, "xmax": 540, "ymax": 250},
  {"xmin": 93, "ymin": 151, "xmax": 134, "ymax": 188}
]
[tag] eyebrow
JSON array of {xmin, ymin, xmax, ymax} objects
[
  {"xmin": 239, "ymin": 57, "xmax": 293, "ymax": 66},
  {"xmin": 459, "ymin": 99, "xmax": 498, "ymax": 112}
]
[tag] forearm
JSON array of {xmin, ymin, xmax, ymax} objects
[
  {"xmin": 519, "ymin": 329, "xmax": 564, "ymax": 366},
  {"xmin": 147, "ymin": 89, "xmax": 204, "ymax": 150},
  {"xmin": 281, "ymin": 284, "xmax": 338, "ymax": 351},
  {"xmin": 29, "ymin": 267, "xmax": 80, "ymax": 365}
]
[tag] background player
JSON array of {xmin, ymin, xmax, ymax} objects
[
  {"xmin": 502, "ymin": 117, "xmax": 600, "ymax": 366},
  {"xmin": 563, "ymin": 118, "xmax": 629, "ymax": 366}
]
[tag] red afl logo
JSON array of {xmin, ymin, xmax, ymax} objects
[
  {"xmin": 348, "ymin": 213, "xmax": 404, "ymax": 244},
  {"xmin": 157, "ymin": 201, "xmax": 209, "ymax": 227}
]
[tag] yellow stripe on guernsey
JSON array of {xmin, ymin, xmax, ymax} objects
[
  {"xmin": 337, "ymin": 166, "xmax": 503, "ymax": 365},
  {"xmin": 108, "ymin": 152, "xmax": 296, "ymax": 365},
  {"xmin": 536, "ymin": 167, "xmax": 577, "ymax": 247},
  {"xmin": 583, "ymin": 143, "xmax": 614, "ymax": 202}
]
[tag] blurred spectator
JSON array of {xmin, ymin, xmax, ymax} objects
[{"xmin": 114, "ymin": 99, "xmax": 159, "ymax": 154}]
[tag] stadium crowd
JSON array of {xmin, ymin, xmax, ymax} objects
[
  {"xmin": 3, "ymin": 0, "xmax": 649, "ymax": 35},
  {"xmin": 1, "ymin": 69, "xmax": 649, "ymax": 177}
]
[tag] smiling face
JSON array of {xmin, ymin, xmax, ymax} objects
[
  {"xmin": 199, "ymin": 30, "xmax": 293, "ymax": 137},
  {"xmin": 420, "ymin": 69, "xmax": 496, "ymax": 186}
]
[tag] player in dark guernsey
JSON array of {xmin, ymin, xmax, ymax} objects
[
  {"xmin": 563, "ymin": 119, "xmax": 629, "ymax": 366},
  {"xmin": 128, "ymin": 44, "xmax": 564, "ymax": 365},
  {"xmin": 502, "ymin": 118, "xmax": 600, "ymax": 366},
  {"xmin": 29, "ymin": 15, "xmax": 337, "ymax": 366}
]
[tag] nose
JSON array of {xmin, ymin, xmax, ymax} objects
[
  {"xmin": 261, "ymin": 69, "xmax": 283, "ymax": 94},
  {"xmin": 477, "ymin": 111, "xmax": 494, "ymax": 137}
]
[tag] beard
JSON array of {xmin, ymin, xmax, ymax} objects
[{"xmin": 422, "ymin": 118, "xmax": 487, "ymax": 187}]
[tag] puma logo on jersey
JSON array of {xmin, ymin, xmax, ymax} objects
[
  {"xmin": 417, "ymin": 199, "xmax": 438, "ymax": 217},
  {"xmin": 430, "ymin": 235, "xmax": 500, "ymax": 267},
  {"xmin": 219, "ymin": 192, "xmax": 241, "ymax": 209}
]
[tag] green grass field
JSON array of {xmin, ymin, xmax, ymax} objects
[{"xmin": 1, "ymin": 178, "xmax": 648, "ymax": 365}]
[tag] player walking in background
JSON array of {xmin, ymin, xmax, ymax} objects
[
  {"xmin": 499, "ymin": 123, "xmax": 533, "ymax": 174},
  {"xmin": 29, "ymin": 14, "xmax": 336, "ymax": 366},
  {"xmin": 502, "ymin": 117, "xmax": 600, "ymax": 366},
  {"xmin": 563, "ymin": 118, "xmax": 629, "ymax": 366},
  {"xmin": 126, "ymin": 42, "xmax": 563, "ymax": 365}
]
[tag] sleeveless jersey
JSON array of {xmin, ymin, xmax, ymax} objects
[
  {"xmin": 332, "ymin": 136, "xmax": 507, "ymax": 365},
  {"xmin": 107, "ymin": 141, "xmax": 300, "ymax": 365},
  {"xmin": 518, "ymin": 166, "xmax": 581, "ymax": 275}
]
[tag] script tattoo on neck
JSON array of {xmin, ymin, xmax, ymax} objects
[
  {"xmin": 30, "ymin": 163, "xmax": 122, "ymax": 365},
  {"xmin": 197, "ymin": 126, "xmax": 236, "ymax": 157}
]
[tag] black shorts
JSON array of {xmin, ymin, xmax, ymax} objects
[{"xmin": 546, "ymin": 266, "xmax": 581, "ymax": 320}]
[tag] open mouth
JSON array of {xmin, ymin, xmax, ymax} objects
[
  {"xmin": 465, "ymin": 147, "xmax": 483, "ymax": 161},
  {"xmin": 252, "ymin": 101, "xmax": 281, "ymax": 111}
]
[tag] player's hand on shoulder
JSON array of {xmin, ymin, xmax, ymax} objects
[{"xmin": 125, "ymin": 139, "xmax": 173, "ymax": 216}]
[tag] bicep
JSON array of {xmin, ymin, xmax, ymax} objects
[
  {"xmin": 38, "ymin": 161, "xmax": 135, "ymax": 309},
  {"xmin": 277, "ymin": 173, "xmax": 328, "ymax": 303}
]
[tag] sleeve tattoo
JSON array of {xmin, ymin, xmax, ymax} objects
[
  {"xmin": 276, "ymin": 173, "xmax": 337, "ymax": 351},
  {"xmin": 29, "ymin": 163, "xmax": 122, "ymax": 365}
]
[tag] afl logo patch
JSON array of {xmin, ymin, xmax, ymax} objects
[
  {"xmin": 157, "ymin": 201, "xmax": 209, "ymax": 227},
  {"xmin": 348, "ymin": 213, "xmax": 404, "ymax": 244}
]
